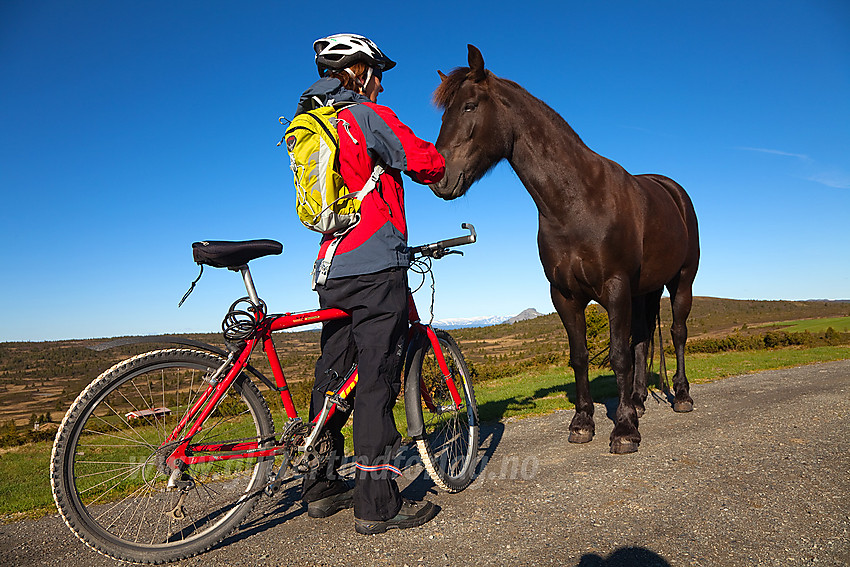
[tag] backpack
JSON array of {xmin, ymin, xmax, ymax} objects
[
  {"xmin": 281, "ymin": 102, "xmax": 383, "ymax": 235},
  {"xmin": 279, "ymin": 101, "xmax": 383, "ymax": 286}
]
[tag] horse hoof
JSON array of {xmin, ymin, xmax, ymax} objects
[
  {"xmin": 609, "ymin": 439, "xmax": 639, "ymax": 454},
  {"xmin": 673, "ymin": 400, "xmax": 694, "ymax": 413},
  {"xmin": 568, "ymin": 429, "xmax": 594, "ymax": 444}
]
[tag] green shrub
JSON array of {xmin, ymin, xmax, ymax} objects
[{"xmin": 682, "ymin": 329, "xmax": 850, "ymax": 354}]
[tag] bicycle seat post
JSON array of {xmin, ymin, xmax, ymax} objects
[{"xmin": 238, "ymin": 265, "xmax": 261, "ymax": 306}]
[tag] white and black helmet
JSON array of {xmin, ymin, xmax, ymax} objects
[{"xmin": 313, "ymin": 33, "xmax": 396, "ymax": 76}]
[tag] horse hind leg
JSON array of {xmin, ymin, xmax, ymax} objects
[
  {"xmin": 632, "ymin": 290, "xmax": 663, "ymax": 418},
  {"xmin": 667, "ymin": 273, "xmax": 695, "ymax": 412},
  {"xmin": 550, "ymin": 286, "xmax": 595, "ymax": 444}
]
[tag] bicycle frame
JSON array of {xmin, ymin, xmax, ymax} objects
[
  {"xmin": 162, "ymin": 267, "xmax": 463, "ymax": 474},
  {"xmin": 49, "ymin": 225, "xmax": 479, "ymax": 565}
]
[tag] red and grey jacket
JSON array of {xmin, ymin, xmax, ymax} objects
[{"xmin": 294, "ymin": 78, "xmax": 445, "ymax": 285}]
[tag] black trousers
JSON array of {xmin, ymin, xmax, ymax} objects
[{"xmin": 302, "ymin": 267, "xmax": 408, "ymax": 521}]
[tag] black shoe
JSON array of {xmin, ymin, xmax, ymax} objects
[
  {"xmin": 354, "ymin": 499, "xmax": 438, "ymax": 535},
  {"xmin": 306, "ymin": 488, "xmax": 354, "ymax": 518}
]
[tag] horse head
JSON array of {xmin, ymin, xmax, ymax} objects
[{"xmin": 430, "ymin": 45, "xmax": 512, "ymax": 200}]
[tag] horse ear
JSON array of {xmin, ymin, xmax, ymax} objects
[
  {"xmin": 467, "ymin": 44, "xmax": 486, "ymax": 82},
  {"xmin": 438, "ymin": 70, "xmax": 448, "ymax": 82}
]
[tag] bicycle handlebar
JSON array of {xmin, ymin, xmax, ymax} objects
[{"xmin": 409, "ymin": 223, "xmax": 477, "ymax": 259}]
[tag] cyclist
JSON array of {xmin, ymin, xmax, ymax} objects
[{"xmin": 294, "ymin": 33, "xmax": 446, "ymax": 534}]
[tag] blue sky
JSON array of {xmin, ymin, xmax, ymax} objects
[{"xmin": 2, "ymin": 1, "xmax": 848, "ymax": 342}]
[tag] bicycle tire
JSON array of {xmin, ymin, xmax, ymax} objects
[
  {"xmin": 50, "ymin": 348, "xmax": 275, "ymax": 564},
  {"xmin": 407, "ymin": 329, "xmax": 479, "ymax": 492}
]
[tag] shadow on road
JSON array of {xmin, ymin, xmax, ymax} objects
[
  {"xmin": 476, "ymin": 370, "xmax": 682, "ymax": 430},
  {"xmin": 476, "ymin": 373, "xmax": 625, "ymax": 424},
  {"xmin": 208, "ymin": 427, "xmax": 506, "ymax": 550},
  {"xmin": 475, "ymin": 420, "xmax": 505, "ymax": 472},
  {"xmin": 214, "ymin": 483, "xmax": 304, "ymax": 550},
  {"xmin": 576, "ymin": 546, "xmax": 672, "ymax": 566}
]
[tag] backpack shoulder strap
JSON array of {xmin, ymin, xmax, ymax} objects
[
  {"xmin": 314, "ymin": 235, "xmax": 343, "ymax": 289},
  {"xmin": 352, "ymin": 162, "xmax": 384, "ymax": 201},
  {"xmin": 312, "ymin": 161, "xmax": 386, "ymax": 289}
]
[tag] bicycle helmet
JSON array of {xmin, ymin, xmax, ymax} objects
[{"xmin": 314, "ymin": 33, "xmax": 396, "ymax": 76}]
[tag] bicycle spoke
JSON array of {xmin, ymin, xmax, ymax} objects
[
  {"xmin": 101, "ymin": 398, "xmax": 158, "ymax": 450},
  {"xmin": 91, "ymin": 471, "xmax": 155, "ymax": 521},
  {"xmin": 77, "ymin": 466, "xmax": 145, "ymax": 499},
  {"xmin": 80, "ymin": 426, "xmax": 152, "ymax": 447}
]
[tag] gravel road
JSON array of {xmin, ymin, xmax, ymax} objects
[{"xmin": 2, "ymin": 360, "xmax": 848, "ymax": 567}]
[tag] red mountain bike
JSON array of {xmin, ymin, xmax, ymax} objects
[{"xmin": 50, "ymin": 224, "xmax": 480, "ymax": 564}]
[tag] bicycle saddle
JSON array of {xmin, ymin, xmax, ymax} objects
[{"xmin": 192, "ymin": 239, "xmax": 283, "ymax": 269}]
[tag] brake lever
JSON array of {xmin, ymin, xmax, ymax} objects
[{"xmin": 433, "ymin": 248, "xmax": 463, "ymax": 259}]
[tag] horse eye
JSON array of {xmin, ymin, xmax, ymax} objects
[{"xmin": 463, "ymin": 101, "xmax": 477, "ymax": 113}]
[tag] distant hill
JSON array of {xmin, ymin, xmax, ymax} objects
[
  {"xmin": 506, "ymin": 308, "xmax": 544, "ymax": 324},
  {"xmin": 434, "ymin": 308, "xmax": 545, "ymax": 329},
  {"xmin": 440, "ymin": 297, "xmax": 850, "ymax": 382},
  {"xmin": 1, "ymin": 297, "xmax": 848, "ymax": 428}
]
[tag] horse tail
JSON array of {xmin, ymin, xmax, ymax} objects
[{"xmin": 654, "ymin": 312, "xmax": 670, "ymax": 394}]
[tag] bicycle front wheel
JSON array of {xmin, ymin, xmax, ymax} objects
[
  {"xmin": 406, "ymin": 329, "xmax": 479, "ymax": 492},
  {"xmin": 50, "ymin": 348, "xmax": 275, "ymax": 564}
]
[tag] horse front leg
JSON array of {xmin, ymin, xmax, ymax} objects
[
  {"xmin": 667, "ymin": 274, "xmax": 695, "ymax": 412},
  {"xmin": 605, "ymin": 278, "xmax": 641, "ymax": 454},
  {"xmin": 550, "ymin": 286, "xmax": 594, "ymax": 443}
]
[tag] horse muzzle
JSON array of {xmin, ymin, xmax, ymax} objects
[{"xmin": 429, "ymin": 171, "xmax": 466, "ymax": 200}]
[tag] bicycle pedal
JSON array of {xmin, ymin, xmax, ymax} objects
[
  {"xmin": 325, "ymin": 392, "xmax": 350, "ymax": 412},
  {"xmin": 264, "ymin": 480, "xmax": 281, "ymax": 497}
]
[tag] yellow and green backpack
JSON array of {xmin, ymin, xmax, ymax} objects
[{"xmin": 280, "ymin": 103, "xmax": 383, "ymax": 236}]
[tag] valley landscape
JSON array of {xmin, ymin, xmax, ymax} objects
[{"xmin": 2, "ymin": 296, "xmax": 848, "ymax": 433}]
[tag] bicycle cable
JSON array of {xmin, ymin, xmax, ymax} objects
[
  {"xmin": 178, "ymin": 264, "xmax": 204, "ymax": 307},
  {"xmin": 409, "ymin": 256, "xmax": 436, "ymax": 325}
]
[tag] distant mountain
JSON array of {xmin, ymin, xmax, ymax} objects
[
  {"xmin": 431, "ymin": 315, "xmax": 510, "ymax": 329},
  {"xmin": 433, "ymin": 308, "xmax": 544, "ymax": 329},
  {"xmin": 505, "ymin": 308, "xmax": 544, "ymax": 324}
]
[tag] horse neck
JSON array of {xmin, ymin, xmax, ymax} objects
[{"xmin": 500, "ymin": 85, "xmax": 608, "ymax": 217}]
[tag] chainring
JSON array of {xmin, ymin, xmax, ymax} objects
[{"xmin": 280, "ymin": 420, "xmax": 335, "ymax": 474}]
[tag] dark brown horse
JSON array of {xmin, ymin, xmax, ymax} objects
[{"xmin": 430, "ymin": 46, "xmax": 700, "ymax": 454}]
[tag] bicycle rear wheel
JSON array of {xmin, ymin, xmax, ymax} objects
[
  {"xmin": 50, "ymin": 348, "xmax": 275, "ymax": 564},
  {"xmin": 406, "ymin": 329, "xmax": 479, "ymax": 492}
]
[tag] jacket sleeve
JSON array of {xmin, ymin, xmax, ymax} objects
[{"xmin": 347, "ymin": 103, "xmax": 445, "ymax": 185}]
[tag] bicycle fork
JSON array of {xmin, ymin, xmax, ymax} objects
[{"xmin": 421, "ymin": 326, "xmax": 464, "ymax": 412}]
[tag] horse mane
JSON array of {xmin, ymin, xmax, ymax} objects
[
  {"xmin": 433, "ymin": 65, "xmax": 589, "ymax": 153},
  {"xmin": 433, "ymin": 67, "xmax": 487, "ymax": 109},
  {"xmin": 434, "ymin": 67, "xmax": 571, "ymax": 121}
]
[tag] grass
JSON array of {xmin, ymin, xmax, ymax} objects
[
  {"xmin": 2, "ymin": 344, "xmax": 849, "ymax": 521},
  {"xmin": 472, "ymin": 345, "xmax": 850, "ymax": 423},
  {"xmin": 0, "ymin": 441, "xmax": 54, "ymax": 516},
  {"xmin": 672, "ymin": 345, "xmax": 850, "ymax": 382},
  {"xmin": 474, "ymin": 366, "xmax": 617, "ymax": 422},
  {"xmin": 754, "ymin": 316, "xmax": 850, "ymax": 334}
]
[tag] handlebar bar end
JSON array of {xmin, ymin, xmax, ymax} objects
[{"xmin": 461, "ymin": 223, "xmax": 477, "ymax": 243}]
